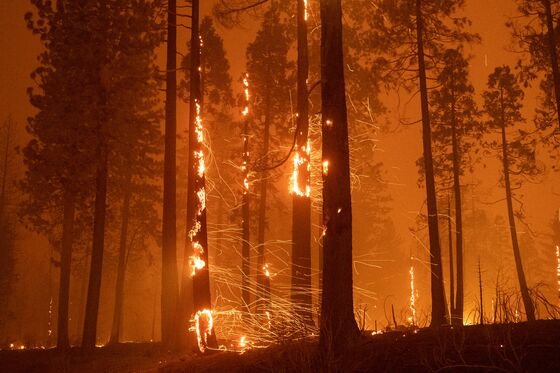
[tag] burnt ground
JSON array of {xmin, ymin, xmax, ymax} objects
[
  {"xmin": 163, "ymin": 320, "xmax": 560, "ymax": 373},
  {"xmin": 2, "ymin": 320, "xmax": 560, "ymax": 372}
]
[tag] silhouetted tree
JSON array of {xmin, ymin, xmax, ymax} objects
[
  {"xmin": 429, "ymin": 49, "xmax": 482, "ymax": 324},
  {"xmin": 509, "ymin": 0, "xmax": 560, "ymax": 132},
  {"xmin": 482, "ymin": 65, "xmax": 540, "ymax": 322},
  {"xmin": 364, "ymin": 0, "xmax": 477, "ymax": 326},
  {"xmin": 162, "ymin": 0, "xmax": 179, "ymax": 348},
  {"xmin": 0, "ymin": 117, "xmax": 17, "ymax": 343},
  {"xmin": 319, "ymin": 0, "xmax": 360, "ymax": 355}
]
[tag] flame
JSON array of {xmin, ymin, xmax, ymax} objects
[
  {"xmin": 263, "ymin": 263, "xmax": 270, "ymax": 278},
  {"xmin": 194, "ymin": 309, "xmax": 213, "ymax": 353},
  {"xmin": 190, "ymin": 242, "xmax": 206, "ymax": 276},
  {"xmin": 290, "ymin": 141, "xmax": 311, "ymax": 197},
  {"xmin": 322, "ymin": 160, "xmax": 329, "ymax": 176},
  {"xmin": 304, "ymin": 0, "xmax": 308, "ymax": 21}
]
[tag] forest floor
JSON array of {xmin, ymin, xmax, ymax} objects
[{"xmin": 2, "ymin": 320, "xmax": 560, "ymax": 372}]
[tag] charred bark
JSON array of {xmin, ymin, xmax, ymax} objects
[
  {"xmin": 319, "ymin": 0, "xmax": 360, "ymax": 354},
  {"xmin": 178, "ymin": 0, "xmax": 217, "ymax": 352}
]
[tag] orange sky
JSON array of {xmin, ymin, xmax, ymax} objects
[{"xmin": 1, "ymin": 0, "xmax": 558, "ymax": 272}]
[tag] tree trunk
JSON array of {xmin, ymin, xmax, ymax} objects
[
  {"xmin": 82, "ymin": 123, "xmax": 108, "ymax": 349},
  {"xmin": 241, "ymin": 75, "xmax": 251, "ymax": 312},
  {"xmin": 543, "ymin": 0, "xmax": 560, "ymax": 130},
  {"xmin": 450, "ymin": 103, "xmax": 464, "ymax": 325},
  {"xmin": 56, "ymin": 189, "xmax": 75, "ymax": 350},
  {"xmin": 162, "ymin": 0, "xmax": 179, "ymax": 347},
  {"xmin": 109, "ymin": 171, "xmax": 132, "ymax": 345},
  {"xmin": 499, "ymin": 92, "xmax": 536, "ymax": 322},
  {"xmin": 447, "ymin": 195, "xmax": 455, "ymax": 321},
  {"xmin": 291, "ymin": 0, "xmax": 313, "ymax": 327},
  {"xmin": 415, "ymin": 0, "xmax": 447, "ymax": 327},
  {"xmin": 178, "ymin": 0, "xmax": 217, "ymax": 352},
  {"xmin": 319, "ymin": 0, "xmax": 359, "ymax": 354}
]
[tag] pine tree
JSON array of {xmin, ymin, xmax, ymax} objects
[
  {"xmin": 509, "ymin": 0, "xmax": 560, "ymax": 132},
  {"xmin": 363, "ymin": 0, "xmax": 478, "ymax": 326},
  {"xmin": 245, "ymin": 3, "xmax": 294, "ymax": 311},
  {"xmin": 24, "ymin": 0, "xmax": 97, "ymax": 349},
  {"xmin": 482, "ymin": 65, "xmax": 541, "ymax": 322},
  {"xmin": 429, "ymin": 49, "xmax": 482, "ymax": 325}
]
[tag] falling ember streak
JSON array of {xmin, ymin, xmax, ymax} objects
[
  {"xmin": 408, "ymin": 265, "xmax": 417, "ymax": 325},
  {"xmin": 556, "ymin": 245, "xmax": 560, "ymax": 301},
  {"xmin": 304, "ymin": 0, "xmax": 309, "ymax": 21},
  {"xmin": 193, "ymin": 309, "xmax": 213, "ymax": 353}
]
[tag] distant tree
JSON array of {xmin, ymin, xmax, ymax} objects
[
  {"xmin": 24, "ymin": 0, "xmax": 96, "ymax": 350},
  {"xmin": 0, "ymin": 117, "xmax": 17, "ymax": 343},
  {"xmin": 319, "ymin": 0, "xmax": 360, "ymax": 355},
  {"xmin": 245, "ymin": 3, "xmax": 294, "ymax": 310},
  {"xmin": 509, "ymin": 0, "xmax": 560, "ymax": 133},
  {"xmin": 107, "ymin": 10, "xmax": 162, "ymax": 344},
  {"xmin": 482, "ymin": 65, "xmax": 541, "ymax": 322},
  {"xmin": 362, "ymin": 0, "xmax": 477, "ymax": 326},
  {"xmin": 161, "ymin": 0, "xmax": 179, "ymax": 348},
  {"xmin": 24, "ymin": 0, "xmax": 162, "ymax": 349},
  {"xmin": 428, "ymin": 49, "xmax": 482, "ymax": 325}
]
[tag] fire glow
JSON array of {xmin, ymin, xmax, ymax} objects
[
  {"xmin": 291, "ymin": 140, "xmax": 311, "ymax": 197},
  {"xmin": 193, "ymin": 309, "xmax": 213, "ymax": 353}
]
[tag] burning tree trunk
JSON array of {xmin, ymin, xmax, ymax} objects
[
  {"xmin": 451, "ymin": 102, "xmax": 464, "ymax": 325},
  {"xmin": 499, "ymin": 94, "xmax": 536, "ymax": 322},
  {"xmin": 179, "ymin": 0, "xmax": 217, "ymax": 353},
  {"xmin": 241, "ymin": 74, "xmax": 251, "ymax": 312},
  {"xmin": 543, "ymin": 0, "xmax": 560, "ymax": 130},
  {"xmin": 162, "ymin": 0, "xmax": 179, "ymax": 347},
  {"xmin": 291, "ymin": 0, "xmax": 313, "ymax": 326},
  {"xmin": 319, "ymin": 0, "xmax": 360, "ymax": 354},
  {"xmin": 56, "ymin": 189, "xmax": 75, "ymax": 350},
  {"xmin": 109, "ymin": 170, "xmax": 132, "ymax": 345},
  {"xmin": 415, "ymin": 0, "xmax": 447, "ymax": 327}
]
